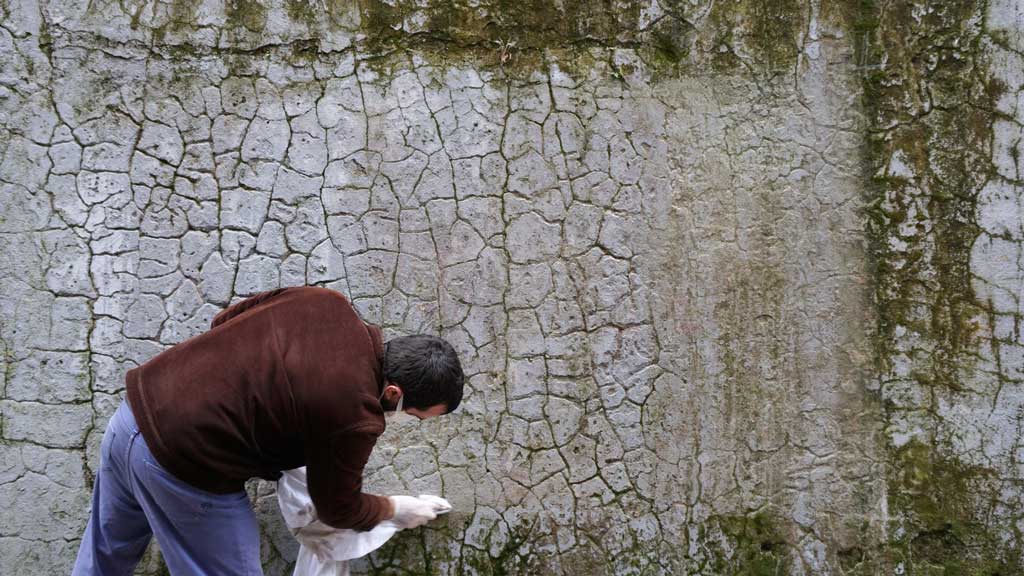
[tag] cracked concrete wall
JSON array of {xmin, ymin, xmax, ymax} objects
[{"xmin": 0, "ymin": 0, "xmax": 1021, "ymax": 574}]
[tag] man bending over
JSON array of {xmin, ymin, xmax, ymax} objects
[{"xmin": 73, "ymin": 286, "xmax": 464, "ymax": 575}]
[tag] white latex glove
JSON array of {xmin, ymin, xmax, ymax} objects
[
  {"xmin": 388, "ymin": 495, "xmax": 443, "ymax": 529},
  {"xmin": 416, "ymin": 495, "xmax": 453, "ymax": 515}
]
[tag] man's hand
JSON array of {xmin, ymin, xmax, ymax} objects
[{"xmin": 388, "ymin": 495, "xmax": 440, "ymax": 529}]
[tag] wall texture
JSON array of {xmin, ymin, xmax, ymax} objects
[{"xmin": 0, "ymin": 0, "xmax": 1021, "ymax": 574}]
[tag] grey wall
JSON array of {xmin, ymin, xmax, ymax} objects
[{"xmin": 1, "ymin": 0, "xmax": 1022, "ymax": 574}]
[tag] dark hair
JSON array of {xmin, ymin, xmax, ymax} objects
[{"xmin": 384, "ymin": 335, "xmax": 464, "ymax": 413}]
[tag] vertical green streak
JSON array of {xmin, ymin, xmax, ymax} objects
[
  {"xmin": 863, "ymin": 0, "xmax": 996, "ymax": 391},
  {"xmin": 857, "ymin": 0, "xmax": 1019, "ymax": 570}
]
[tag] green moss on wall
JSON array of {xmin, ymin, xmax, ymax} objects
[
  {"xmin": 708, "ymin": 510, "xmax": 789, "ymax": 576},
  {"xmin": 103, "ymin": 0, "xmax": 813, "ymax": 78},
  {"xmin": 144, "ymin": 0, "xmax": 267, "ymax": 41},
  {"xmin": 889, "ymin": 440, "xmax": 1020, "ymax": 574},
  {"xmin": 860, "ymin": 0, "xmax": 999, "ymax": 390},
  {"xmin": 746, "ymin": 0, "xmax": 801, "ymax": 69},
  {"xmin": 360, "ymin": 519, "xmax": 543, "ymax": 576},
  {"xmin": 706, "ymin": 0, "xmax": 804, "ymax": 71},
  {"xmin": 225, "ymin": 0, "xmax": 268, "ymax": 32},
  {"xmin": 355, "ymin": 0, "xmax": 649, "ymax": 58},
  {"xmin": 357, "ymin": 0, "xmax": 408, "ymax": 52},
  {"xmin": 854, "ymin": 0, "xmax": 1020, "ymax": 570},
  {"xmin": 285, "ymin": 0, "xmax": 317, "ymax": 30},
  {"xmin": 460, "ymin": 522, "xmax": 543, "ymax": 576},
  {"xmin": 150, "ymin": 0, "xmax": 202, "ymax": 43},
  {"xmin": 646, "ymin": 16, "xmax": 694, "ymax": 71}
]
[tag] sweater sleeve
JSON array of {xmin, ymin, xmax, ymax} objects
[
  {"xmin": 306, "ymin": 421, "xmax": 389, "ymax": 531},
  {"xmin": 210, "ymin": 288, "xmax": 289, "ymax": 329}
]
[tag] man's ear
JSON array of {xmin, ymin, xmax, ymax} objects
[{"xmin": 382, "ymin": 383, "xmax": 403, "ymax": 405}]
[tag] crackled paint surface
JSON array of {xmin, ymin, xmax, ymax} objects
[{"xmin": 0, "ymin": 0, "xmax": 1021, "ymax": 574}]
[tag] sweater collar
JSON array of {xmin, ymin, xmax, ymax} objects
[{"xmin": 364, "ymin": 322, "xmax": 386, "ymax": 395}]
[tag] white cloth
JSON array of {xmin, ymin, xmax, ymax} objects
[{"xmin": 277, "ymin": 467, "xmax": 451, "ymax": 576}]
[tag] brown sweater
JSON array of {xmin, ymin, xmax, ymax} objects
[{"xmin": 126, "ymin": 286, "xmax": 389, "ymax": 530}]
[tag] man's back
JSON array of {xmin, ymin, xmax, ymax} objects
[{"xmin": 126, "ymin": 286, "xmax": 388, "ymax": 528}]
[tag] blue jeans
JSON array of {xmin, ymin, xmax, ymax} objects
[{"xmin": 72, "ymin": 401, "xmax": 262, "ymax": 575}]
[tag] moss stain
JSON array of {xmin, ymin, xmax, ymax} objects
[
  {"xmin": 709, "ymin": 510, "xmax": 789, "ymax": 576},
  {"xmin": 285, "ymin": 0, "xmax": 317, "ymax": 30},
  {"xmin": 152, "ymin": 0, "xmax": 203, "ymax": 44},
  {"xmin": 89, "ymin": 0, "xmax": 811, "ymax": 80},
  {"xmin": 225, "ymin": 0, "xmax": 268, "ymax": 32},
  {"xmin": 706, "ymin": 0, "xmax": 804, "ymax": 72},
  {"xmin": 852, "ymin": 0, "xmax": 1020, "ymax": 570},
  {"xmin": 461, "ymin": 521, "xmax": 542, "ymax": 576},
  {"xmin": 889, "ymin": 440, "xmax": 1020, "ymax": 574}
]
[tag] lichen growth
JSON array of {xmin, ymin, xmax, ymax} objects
[
  {"xmin": 645, "ymin": 16, "xmax": 694, "ymax": 71},
  {"xmin": 705, "ymin": 0, "xmax": 805, "ymax": 72},
  {"xmin": 859, "ymin": 0, "xmax": 1000, "ymax": 391},
  {"xmin": 102, "ymin": 0, "xmax": 815, "ymax": 78},
  {"xmin": 853, "ymin": 0, "xmax": 1020, "ymax": 570},
  {"xmin": 745, "ymin": 0, "xmax": 801, "ymax": 70},
  {"xmin": 459, "ymin": 521, "xmax": 543, "ymax": 576},
  {"xmin": 151, "ymin": 0, "xmax": 203, "ymax": 44},
  {"xmin": 360, "ymin": 519, "xmax": 543, "ymax": 576},
  {"xmin": 888, "ymin": 440, "xmax": 1020, "ymax": 574},
  {"xmin": 284, "ymin": 0, "xmax": 317, "ymax": 30},
  {"xmin": 225, "ymin": 0, "xmax": 269, "ymax": 32},
  {"xmin": 707, "ymin": 510, "xmax": 789, "ymax": 576}
]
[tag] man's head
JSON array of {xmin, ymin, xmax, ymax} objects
[{"xmin": 379, "ymin": 334, "xmax": 464, "ymax": 420}]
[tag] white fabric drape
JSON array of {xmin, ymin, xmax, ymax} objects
[{"xmin": 277, "ymin": 467, "xmax": 451, "ymax": 576}]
